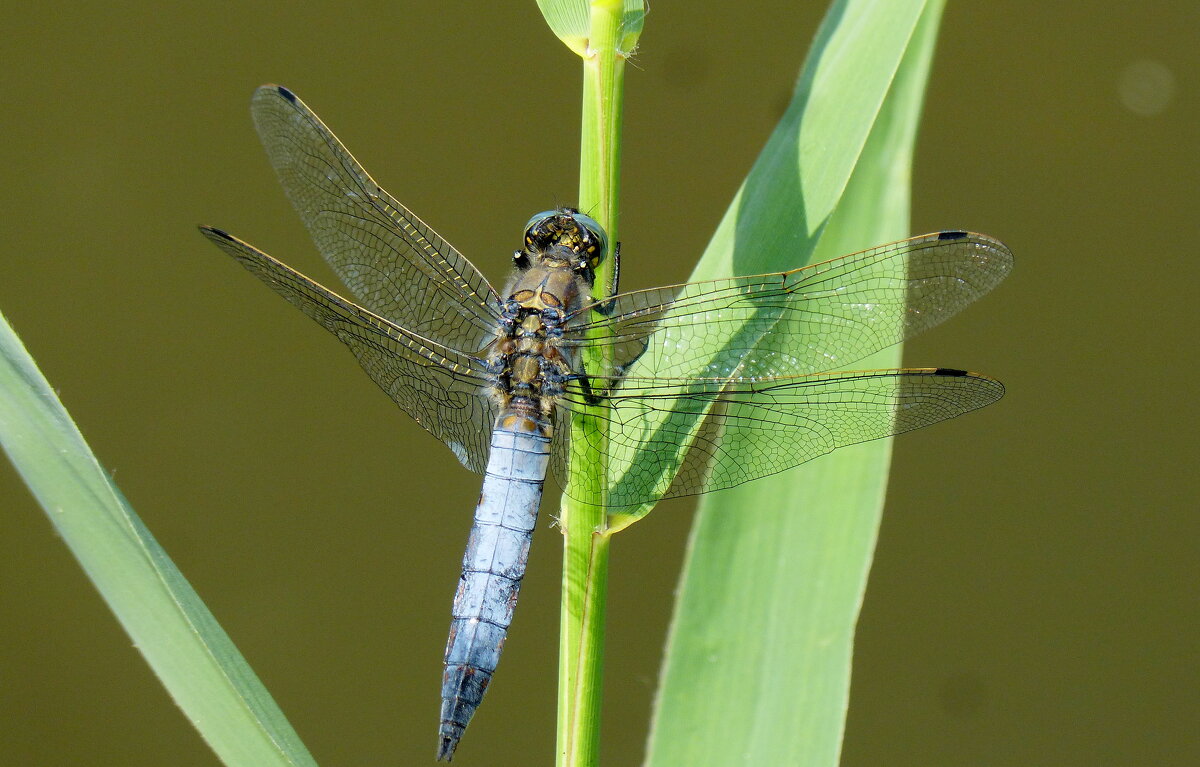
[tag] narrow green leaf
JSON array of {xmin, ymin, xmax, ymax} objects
[
  {"xmin": 0, "ymin": 310, "xmax": 317, "ymax": 767},
  {"xmin": 537, "ymin": 0, "xmax": 645, "ymax": 58},
  {"xmin": 647, "ymin": 2, "xmax": 945, "ymax": 766}
]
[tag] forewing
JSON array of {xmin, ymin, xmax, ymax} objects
[
  {"xmin": 201, "ymin": 227, "xmax": 496, "ymax": 473},
  {"xmin": 563, "ymin": 231, "xmax": 1011, "ymax": 379},
  {"xmin": 551, "ymin": 368, "xmax": 1003, "ymax": 512},
  {"xmin": 250, "ymin": 85, "xmax": 501, "ymax": 349}
]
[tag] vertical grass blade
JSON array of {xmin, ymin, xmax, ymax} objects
[
  {"xmin": 0, "ymin": 310, "xmax": 317, "ymax": 767},
  {"xmin": 537, "ymin": 2, "xmax": 644, "ymax": 765},
  {"xmin": 646, "ymin": 2, "xmax": 946, "ymax": 765}
]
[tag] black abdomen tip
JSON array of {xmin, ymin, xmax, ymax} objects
[{"xmin": 437, "ymin": 735, "xmax": 459, "ymax": 761}]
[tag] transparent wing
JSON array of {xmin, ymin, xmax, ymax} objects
[
  {"xmin": 563, "ymin": 231, "xmax": 1012, "ymax": 379},
  {"xmin": 551, "ymin": 368, "xmax": 1003, "ymax": 512},
  {"xmin": 201, "ymin": 227, "xmax": 496, "ymax": 473},
  {"xmin": 250, "ymin": 84, "xmax": 501, "ymax": 349}
]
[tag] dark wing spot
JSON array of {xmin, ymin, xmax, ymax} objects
[
  {"xmin": 933, "ymin": 368, "xmax": 969, "ymax": 377},
  {"xmin": 275, "ymin": 85, "xmax": 297, "ymax": 103},
  {"xmin": 937, "ymin": 230, "xmax": 968, "ymax": 240},
  {"xmin": 199, "ymin": 226, "xmax": 233, "ymax": 241}
]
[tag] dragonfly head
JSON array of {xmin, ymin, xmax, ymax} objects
[{"xmin": 521, "ymin": 208, "xmax": 609, "ymax": 277}]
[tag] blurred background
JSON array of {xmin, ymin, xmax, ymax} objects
[{"xmin": 2, "ymin": 2, "xmax": 1196, "ymax": 765}]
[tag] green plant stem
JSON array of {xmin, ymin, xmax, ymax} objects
[
  {"xmin": 559, "ymin": 2, "xmax": 627, "ymax": 765},
  {"xmin": 577, "ymin": 2, "xmax": 624, "ymax": 242},
  {"xmin": 557, "ymin": 522, "xmax": 612, "ymax": 767}
]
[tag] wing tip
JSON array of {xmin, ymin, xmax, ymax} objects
[
  {"xmin": 937, "ymin": 229, "xmax": 969, "ymax": 241},
  {"xmin": 939, "ymin": 229, "xmax": 1014, "ymax": 264},
  {"xmin": 253, "ymin": 83, "xmax": 296, "ymax": 103},
  {"xmin": 931, "ymin": 367, "xmax": 1006, "ymax": 405},
  {"xmin": 197, "ymin": 225, "xmax": 232, "ymax": 240}
]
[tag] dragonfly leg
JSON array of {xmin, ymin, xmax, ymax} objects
[
  {"xmin": 567, "ymin": 371, "xmax": 604, "ymax": 406},
  {"xmin": 589, "ymin": 241, "xmax": 621, "ymax": 316}
]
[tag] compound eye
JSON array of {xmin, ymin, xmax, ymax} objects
[
  {"xmin": 523, "ymin": 210, "xmax": 560, "ymax": 249},
  {"xmin": 522, "ymin": 209, "xmax": 609, "ymax": 265},
  {"xmin": 568, "ymin": 212, "xmax": 609, "ymax": 265}
]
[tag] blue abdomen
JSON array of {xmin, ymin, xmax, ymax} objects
[{"xmin": 438, "ymin": 413, "xmax": 551, "ymax": 760}]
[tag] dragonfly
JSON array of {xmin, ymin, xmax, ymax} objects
[{"xmin": 200, "ymin": 85, "xmax": 1011, "ymax": 761}]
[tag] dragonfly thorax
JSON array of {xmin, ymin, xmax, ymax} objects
[
  {"xmin": 507, "ymin": 264, "xmax": 585, "ymax": 313},
  {"xmin": 491, "ymin": 209, "xmax": 610, "ymax": 426},
  {"xmin": 488, "ymin": 266, "xmax": 583, "ymax": 422}
]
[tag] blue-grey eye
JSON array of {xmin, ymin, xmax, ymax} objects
[
  {"xmin": 522, "ymin": 209, "xmax": 609, "ymax": 262},
  {"xmin": 569, "ymin": 211, "xmax": 608, "ymax": 259},
  {"xmin": 523, "ymin": 209, "xmax": 560, "ymax": 237}
]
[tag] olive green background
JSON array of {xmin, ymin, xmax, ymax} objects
[{"xmin": 2, "ymin": 2, "xmax": 1196, "ymax": 765}]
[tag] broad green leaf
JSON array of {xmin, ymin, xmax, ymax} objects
[
  {"xmin": 647, "ymin": 2, "xmax": 945, "ymax": 766},
  {"xmin": 0, "ymin": 311, "xmax": 317, "ymax": 767},
  {"xmin": 597, "ymin": 0, "xmax": 946, "ymax": 523}
]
